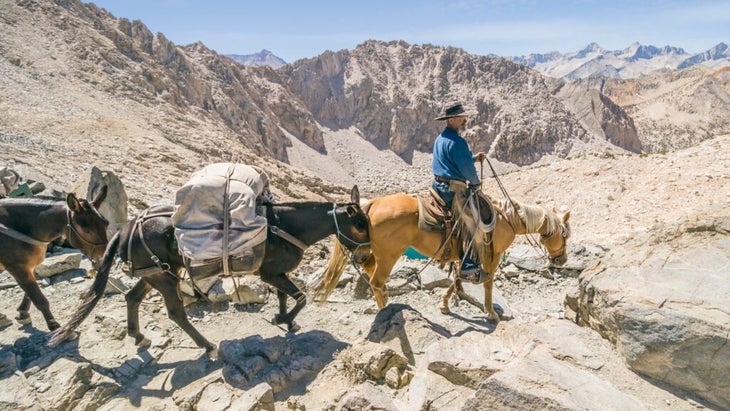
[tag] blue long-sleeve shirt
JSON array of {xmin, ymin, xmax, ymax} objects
[{"xmin": 432, "ymin": 127, "xmax": 480, "ymax": 185}]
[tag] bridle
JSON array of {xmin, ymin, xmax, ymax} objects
[
  {"xmin": 331, "ymin": 203, "xmax": 371, "ymax": 263},
  {"xmin": 540, "ymin": 223, "xmax": 569, "ymax": 261},
  {"xmin": 66, "ymin": 208, "xmax": 107, "ymax": 265}
]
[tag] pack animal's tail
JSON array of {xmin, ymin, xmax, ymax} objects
[
  {"xmin": 311, "ymin": 238, "xmax": 350, "ymax": 304},
  {"xmin": 47, "ymin": 231, "xmax": 120, "ymax": 347}
]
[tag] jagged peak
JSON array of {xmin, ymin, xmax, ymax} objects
[
  {"xmin": 571, "ymin": 42, "xmax": 606, "ymax": 59},
  {"xmin": 583, "ymin": 42, "xmax": 604, "ymax": 52},
  {"xmin": 708, "ymin": 42, "xmax": 729, "ymax": 54}
]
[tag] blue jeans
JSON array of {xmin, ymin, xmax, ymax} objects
[{"xmin": 432, "ymin": 180, "xmax": 454, "ymax": 209}]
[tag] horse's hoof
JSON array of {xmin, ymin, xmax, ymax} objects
[
  {"xmin": 439, "ymin": 305, "xmax": 451, "ymax": 314},
  {"xmin": 287, "ymin": 322, "xmax": 301, "ymax": 333},
  {"xmin": 15, "ymin": 314, "xmax": 31, "ymax": 325},
  {"xmin": 136, "ymin": 337, "xmax": 152, "ymax": 350},
  {"xmin": 64, "ymin": 331, "xmax": 79, "ymax": 341}
]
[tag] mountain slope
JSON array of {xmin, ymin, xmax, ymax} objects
[
  {"xmin": 594, "ymin": 66, "xmax": 730, "ymax": 152},
  {"xmin": 0, "ymin": 0, "xmax": 722, "ymax": 204},
  {"xmin": 283, "ymin": 40, "xmax": 639, "ymax": 166},
  {"xmin": 0, "ymin": 0, "xmax": 343, "ymax": 204}
]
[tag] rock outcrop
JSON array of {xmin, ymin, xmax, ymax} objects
[{"xmin": 566, "ymin": 206, "xmax": 730, "ymax": 409}]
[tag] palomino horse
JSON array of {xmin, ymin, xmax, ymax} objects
[
  {"xmin": 313, "ymin": 193, "xmax": 570, "ymax": 321},
  {"xmin": 0, "ymin": 186, "xmax": 109, "ymax": 331},
  {"xmin": 50, "ymin": 186, "xmax": 370, "ymax": 359}
]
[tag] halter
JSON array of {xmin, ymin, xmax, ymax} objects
[
  {"xmin": 331, "ymin": 203, "xmax": 370, "ymax": 263},
  {"xmin": 540, "ymin": 223, "xmax": 569, "ymax": 260},
  {"xmin": 66, "ymin": 208, "xmax": 107, "ymax": 265}
]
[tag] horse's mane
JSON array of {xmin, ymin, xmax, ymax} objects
[{"xmin": 508, "ymin": 200, "xmax": 565, "ymax": 237}]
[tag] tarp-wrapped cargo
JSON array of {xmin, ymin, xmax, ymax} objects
[{"xmin": 172, "ymin": 163, "xmax": 271, "ymax": 276}]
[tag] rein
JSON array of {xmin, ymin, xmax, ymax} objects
[{"xmin": 482, "ymin": 159, "xmax": 547, "ymax": 259}]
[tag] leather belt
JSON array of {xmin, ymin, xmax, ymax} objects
[{"xmin": 434, "ymin": 175, "xmax": 456, "ymax": 183}]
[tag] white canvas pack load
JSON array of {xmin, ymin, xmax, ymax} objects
[{"xmin": 172, "ymin": 163, "xmax": 271, "ymax": 276}]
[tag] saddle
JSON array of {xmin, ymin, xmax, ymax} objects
[
  {"xmin": 417, "ymin": 188, "xmax": 457, "ymax": 262},
  {"xmin": 418, "ymin": 186, "xmax": 499, "ymax": 282}
]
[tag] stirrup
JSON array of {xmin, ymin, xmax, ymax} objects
[{"xmin": 459, "ymin": 259, "xmax": 484, "ymax": 283}]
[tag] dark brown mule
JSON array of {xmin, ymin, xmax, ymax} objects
[
  {"xmin": 50, "ymin": 186, "xmax": 370, "ymax": 359},
  {"xmin": 0, "ymin": 186, "xmax": 109, "ymax": 331}
]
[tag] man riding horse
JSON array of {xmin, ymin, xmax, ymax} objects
[{"xmin": 431, "ymin": 101, "xmax": 490, "ymax": 282}]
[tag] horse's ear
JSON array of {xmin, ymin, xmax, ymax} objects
[
  {"xmin": 67, "ymin": 193, "xmax": 82, "ymax": 212},
  {"xmin": 92, "ymin": 185, "xmax": 108, "ymax": 209},
  {"xmin": 351, "ymin": 185, "xmax": 360, "ymax": 204},
  {"xmin": 562, "ymin": 210, "xmax": 571, "ymax": 223}
]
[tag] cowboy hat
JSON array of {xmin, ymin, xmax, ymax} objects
[{"xmin": 434, "ymin": 102, "xmax": 478, "ymax": 120}]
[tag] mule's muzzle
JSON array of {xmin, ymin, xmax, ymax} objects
[{"xmin": 352, "ymin": 246, "xmax": 371, "ymax": 265}]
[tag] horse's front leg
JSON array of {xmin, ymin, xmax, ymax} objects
[
  {"xmin": 482, "ymin": 275, "xmax": 500, "ymax": 321},
  {"xmin": 125, "ymin": 279, "xmax": 153, "ymax": 349},
  {"xmin": 262, "ymin": 271, "xmax": 304, "ymax": 332},
  {"xmin": 9, "ymin": 266, "xmax": 60, "ymax": 330},
  {"xmin": 366, "ymin": 255, "xmax": 396, "ymax": 310},
  {"xmin": 439, "ymin": 281, "xmax": 457, "ymax": 314}
]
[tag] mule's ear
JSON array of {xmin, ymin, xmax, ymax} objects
[
  {"xmin": 351, "ymin": 185, "xmax": 360, "ymax": 204},
  {"xmin": 67, "ymin": 193, "xmax": 82, "ymax": 212},
  {"xmin": 562, "ymin": 210, "xmax": 571, "ymax": 223},
  {"xmin": 92, "ymin": 185, "xmax": 108, "ymax": 208}
]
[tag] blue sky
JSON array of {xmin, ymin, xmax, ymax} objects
[{"xmin": 87, "ymin": 0, "xmax": 729, "ymax": 63}]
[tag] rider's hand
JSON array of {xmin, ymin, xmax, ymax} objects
[{"xmin": 473, "ymin": 152, "xmax": 486, "ymax": 162}]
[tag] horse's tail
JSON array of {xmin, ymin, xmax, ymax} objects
[
  {"xmin": 310, "ymin": 238, "xmax": 350, "ymax": 305},
  {"xmin": 48, "ymin": 231, "xmax": 120, "ymax": 347}
]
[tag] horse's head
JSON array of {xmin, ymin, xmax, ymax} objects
[
  {"xmin": 540, "ymin": 209, "xmax": 571, "ymax": 267},
  {"xmin": 333, "ymin": 185, "xmax": 371, "ymax": 264},
  {"xmin": 66, "ymin": 185, "xmax": 110, "ymax": 266}
]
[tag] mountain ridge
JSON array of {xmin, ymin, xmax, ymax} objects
[{"xmin": 510, "ymin": 41, "xmax": 730, "ymax": 81}]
